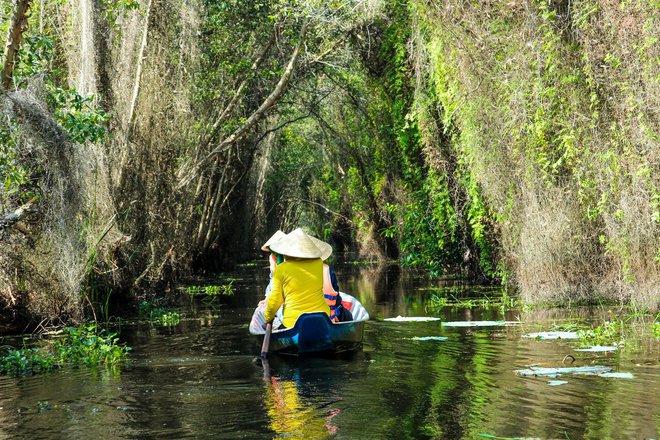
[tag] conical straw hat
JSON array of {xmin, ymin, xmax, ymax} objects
[
  {"xmin": 306, "ymin": 234, "xmax": 332, "ymax": 261},
  {"xmin": 269, "ymin": 228, "xmax": 323, "ymax": 259},
  {"xmin": 261, "ymin": 230, "xmax": 286, "ymax": 252}
]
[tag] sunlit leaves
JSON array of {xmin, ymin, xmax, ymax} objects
[{"xmin": 50, "ymin": 87, "xmax": 109, "ymax": 144}]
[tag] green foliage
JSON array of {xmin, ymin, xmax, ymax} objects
[
  {"xmin": 266, "ymin": 128, "xmax": 324, "ymax": 198},
  {"xmin": 155, "ymin": 311, "xmax": 180, "ymax": 326},
  {"xmin": 99, "ymin": 0, "xmax": 140, "ymax": 29},
  {"xmin": 0, "ymin": 347, "xmax": 56, "ymax": 376},
  {"xmin": 138, "ymin": 300, "xmax": 164, "ymax": 318},
  {"xmin": 49, "ymin": 87, "xmax": 109, "ymax": 144},
  {"xmin": 54, "ymin": 325, "xmax": 130, "ymax": 366},
  {"xmin": 9, "ymin": 31, "xmax": 110, "ymax": 145},
  {"xmin": 375, "ymin": 1, "xmax": 500, "ymax": 280},
  {"xmin": 426, "ymin": 294, "xmax": 448, "ymax": 311},
  {"xmin": 193, "ymin": 0, "xmax": 282, "ymax": 106},
  {"xmin": 396, "ymin": 185, "xmax": 457, "ymax": 277},
  {"xmin": 138, "ymin": 301, "xmax": 181, "ymax": 326},
  {"xmin": 185, "ymin": 279, "xmax": 236, "ymax": 296},
  {"xmin": 204, "ymin": 281, "xmax": 234, "ymax": 296},
  {"xmin": 409, "ymin": 0, "xmax": 659, "ymax": 303},
  {"xmin": 577, "ymin": 321, "xmax": 622, "ymax": 346},
  {"xmin": 0, "ymin": 119, "xmax": 33, "ymax": 203},
  {"xmin": 425, "ymin": 290, "xmax": 517, "ymax": 313},
  {"xmin": 13, "ymin": 34, "xmax": 57, "ymax": 82},
  {"xmin": 0, "ymin": 324, "xmax": 129, "ymax": 376}
]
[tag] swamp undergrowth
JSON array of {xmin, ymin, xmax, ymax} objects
[
  {"xmin": 525, "ymin": 308, "xmax": 658, "ymax": 349},
  {"xmin": 184, "ymin": 281, "xmax": 235, "ymax": 306},
  {"xmin": 137, "ymin": 301, "xmax": 181, "ymax": 326},
  {"xmin": 0, "ymin": 324, "xmax": 129, "ymax": 376}
]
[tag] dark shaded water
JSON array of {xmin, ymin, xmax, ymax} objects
[{"xmin": 0, "ymin": 260, "xmax": 658, "ymax": 439}]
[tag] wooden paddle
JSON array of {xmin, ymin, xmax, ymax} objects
[{"xmin": 260, "ymin": 322, "xmax": 273, "ymax": 359}]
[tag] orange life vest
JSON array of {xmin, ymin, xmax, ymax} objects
[{"xmin": 322, "ymin": 264, "xmax": 340, "ymax": 322}]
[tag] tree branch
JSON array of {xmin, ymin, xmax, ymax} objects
[
  {"xmin": 1, "ymin": 0, "xmax": 31, "ymax": 90},
  {"xmin": 0, "ymin": 198, "xmax": 37, "ymax": 230},
  {"xmin": 124, "ymin": 0, "xmax": 153, "ymax": 145},
  {"xmin": 286, "ymin": 196, "xmax": 353, "ymax": 225},
  {"xmin": 200, "ymin": 21, "xmax": 282, "ymax": 150},
  {"xmin": 253, "ymin": 88, "xmax": 332, "ymax": 145},
  {"xmin": 177, "ymin": 23, "xmax": 308, "ymax": 188}
]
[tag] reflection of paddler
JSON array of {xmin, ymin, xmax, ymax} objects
[
  {"xmin": 264, "ymin": 376, "xmax": 330, "ymax": 439},
  {"xmin": 262, "ymin": 360, "xmax": 337, "ymax": 439},
  {"xmin": 261, "ymin": 358, "xmax": 341, "ymax": 439},
  {"xmin": 264, "ymin": 228, "xmax": 331, "ymax": 328}
]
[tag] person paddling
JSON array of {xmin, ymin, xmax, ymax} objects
[{"xmin": 263, "ymin": 228, "xmax": 331, "ymax": 329}]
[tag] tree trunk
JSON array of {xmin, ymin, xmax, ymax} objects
[
  {"xmin": 1, "ymin": 0, "xmax": 31, "ymax": 90},
  {"xmin": 124, "ymin": 0, "xmax": 153, "ymax": 145}
]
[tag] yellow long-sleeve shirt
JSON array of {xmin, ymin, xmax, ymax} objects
[{"xmin": 264, "ymin": 258, "xmax": 330, "ymax": 328}]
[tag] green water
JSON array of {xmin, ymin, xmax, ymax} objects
[{"xmin": 0, "ymin": 260, "xmax": 658, "ymax": 439}]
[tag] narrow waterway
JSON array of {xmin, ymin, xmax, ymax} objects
[{"xmin": 0, "ymin": 258, "xmax": 657, "ymax": 439}]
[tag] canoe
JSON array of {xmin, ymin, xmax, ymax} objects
[{"xmin": 249, "ymin": 292, "xmax": 370, "ymax": 355}]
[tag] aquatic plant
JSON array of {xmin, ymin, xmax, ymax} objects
[
  {"xmin": 185, "ymin": 281, "xmax": 235, "ymax": 296},
  {"xmin": 577, "ymin": 321, "xmax": 622, "ymax": 346},
  {"xmin": 185, "ymin": 282, "xmax": 235, "ymax": 302},
  {"xmin": 426, "ymin": 294, "xmax": 448, "ymax": 311},
  {"xmin": 0, "ymin": 324, "xmax": 129, "ymax": 376},
  {"xmin": 137, "ymin": 301, "xmax": 180, "ymax": 326},
  {"xmin": 425, "ymin": 291, "xmax": 519, "ymax": 313},
  {"xmin": 53, "ymin": 324, "xmax": 130, "ymax": 366},
  {"xmin": 0, "ymin": 346, "xmax": 56, "ymax": 375},
  {"xmin": 155, "ymin": 311, "xmax": 180, "ymax": 326},
  {"xmin": 205, "ymin": 281, "xmax": 234, "ymax": 297},
  {"xmin": 138, "ymin": 300, "xmax": 167, "ymax": 320}
]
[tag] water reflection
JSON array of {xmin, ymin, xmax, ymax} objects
[
  {"xmin": 0, "ymin": 258, "xmax": 657, "ymax": 439},
  {"xmin": 261, "ymin": 359, "xmax": 338, "ymax": 439}
]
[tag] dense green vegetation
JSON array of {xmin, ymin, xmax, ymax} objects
[
  {"xmin": 264, "ymin": 0, "xmax": 658, "ymax": 308},
  {"xmin": 0, "ymin": 0, "xmax": 657, "ymax": 329},
  {"xmin": 265, "ymin": 0, "xmax": 658, "ymax": 306},
  {"xmin": 0, "ymin": 324, "xmax": 129, "ymax": 375}
]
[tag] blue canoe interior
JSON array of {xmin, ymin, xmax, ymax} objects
[{"xmin": 249, "ymin": 293, "xmax": 370, "ymax": 355}]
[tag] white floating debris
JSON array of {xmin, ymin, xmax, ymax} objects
[
  {"xmin": 514, "ymin": 365, "xmax": 611, "ymax": 377},
  {"xmin": 384, "ymin": 316, "xmax": 441, "ymax": 322},
  {"xmin": 548, "ymin": 380, "xmax": 568, "ymax": 386},
  {"xmin": 408, "ymin": 336, "xmax": 448, "ymax": 341},
  {"xmin": 442, "ymin": 321, "xmax": 517, "ymax": 327},
  {"xmin": 598, "ymin": 372, "xmax": 634, "ymax": 379},
  {"xmin": 522, "ymin": 331, "xmax": 579, "ymax": 340},
  {"xmin": 575, "ymin": 346, "xmax": 618, "ymax": 352}
]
